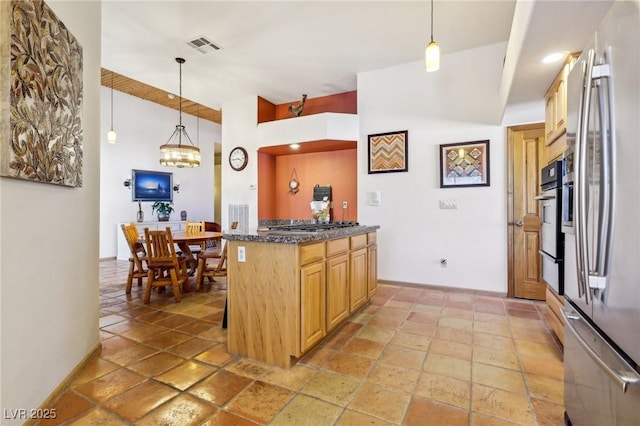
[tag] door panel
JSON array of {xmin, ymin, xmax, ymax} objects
[{"xmin": 510, "ymin": 126, "xmax": 546, "ymax": 300}]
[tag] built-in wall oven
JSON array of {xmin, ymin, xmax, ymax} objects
[{"xmin": 536, "ymin": 160, "xmax": 564, "ymax": 295}]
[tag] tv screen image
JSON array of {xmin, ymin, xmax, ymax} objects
[{"xmin": 132, "ymin": 169, "xmax": 173, "ymax": 202}]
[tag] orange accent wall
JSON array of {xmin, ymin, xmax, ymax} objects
[
  {"xmin": 257, "ymin": 149, "xmax": 358, "ymax": 221},
  {"xmin": 258, "ymin": 152, "xmax": 276, "ymax": 219},
  {"xmin": 257, "ymin": 96, "xmax": 276, "ymax": 124},
  {"xmin": 275, "ymin": 91, "xmax": 357, "ymax": 120}
]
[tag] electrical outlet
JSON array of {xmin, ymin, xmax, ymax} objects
[
  {"xmin": 238, "ymin": 246, "xmax": 246, "ymax": 262},
  {"xmin": 343, "ymin": 201, "xmax": 348, "ymax": 209}
]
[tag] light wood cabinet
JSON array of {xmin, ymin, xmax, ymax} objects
[
  {"xmin": 327, "ymin": 253, "xmax": 349, "ymax": 331},
  {"xmin": 350, "ymin": 248, "xmax": 368, "ymax": 312},
  {"xmin": 300, "ymin": 261, "xmax": 326, "ymax": 352},
  {"xmin": 543, "ymin": 55, "xmax": 577, "ymax": 165},
  {"xmin": 227, "ymin": 229, "xmax": 378, "ymax": 368},
  {"xmin": 545, "ymin": 286, "xmax": 565, "ymax": 345},
  {"xmin": 368, "ymin": 244, "xmax": 378, "ymax": 298}
]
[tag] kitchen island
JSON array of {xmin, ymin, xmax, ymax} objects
[{"xmin": 223, "ymin": 224, "xmax": 379, "ymax": 367}]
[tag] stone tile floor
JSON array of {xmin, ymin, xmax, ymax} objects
[{"xmin": 36, "ymin": 259, "xmax": 565, "ymax": 425}]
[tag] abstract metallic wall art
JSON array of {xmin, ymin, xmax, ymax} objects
[{"xmin": 1, "ymin": 0, "xmax": 83, "ymax": 187}]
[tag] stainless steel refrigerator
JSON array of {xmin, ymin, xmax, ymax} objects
[{"xmin": 562, "ymin": 1, "xmax": 640, "ymax": 425}]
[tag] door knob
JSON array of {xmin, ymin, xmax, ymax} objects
[{"xmin": 515, "ymin": 221, "xmax": 524, "ymax": 227}]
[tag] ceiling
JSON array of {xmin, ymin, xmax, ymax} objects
[{"xmin": 101, "ymin": 0, "xmax": 614, "ymax": 113}]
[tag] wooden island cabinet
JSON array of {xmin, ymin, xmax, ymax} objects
[{"xmin": 225, "ymin": 226, "xmax": 379, "ymax": 367}]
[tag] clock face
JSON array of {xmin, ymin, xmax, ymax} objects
[{"xmin": 229, "ymin": 147, "xmax": 248, "ymax": 171}]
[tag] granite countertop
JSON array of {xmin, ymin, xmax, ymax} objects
[{"xmin": 223, "ymin": 225, "xmax": 380, "ymax": 244}]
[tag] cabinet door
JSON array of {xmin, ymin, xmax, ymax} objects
[
  {"xmin": 327, "ymin": 254, "xmax": 349, "ymax": 331},
  {"xmin": 544, "ymin": 92, "xmax": 555, "ymax": 141},
  {"xmin": 554, "ymin": 76, "xmax": 567, "ymax": 133},
  {"xmin": 367, "ymin": 244, "xmax": 378, "ymax": 298},
  {"xmin": 300, "ymin": 261, "xmax": 326, "ymax": 352},
  {"xmin": 349, "ymin": 248, "xmax": 368, "ymax": 312}
]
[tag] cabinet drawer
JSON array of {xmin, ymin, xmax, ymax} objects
[
  {"xmin": 350, "ymin": 234, "xmax": 367, "ymax": 250},
  {"xmin": 326, "ymin": 238, "xmax": 348, "ymax": 257},
  {"xmin": 300, "ymin": 243, "xmax": 325, "ymax": 266},
  {"xmin": 367, "ymin": 232, "xmax": 377, "ymax": 245}
]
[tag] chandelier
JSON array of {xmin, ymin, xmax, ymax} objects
[{"xmin": 160, "ymin": 58, "xmax": 201, "ymax": 168}]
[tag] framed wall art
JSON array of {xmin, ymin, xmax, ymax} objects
[
  {"xmin": 1, "ymin": 0, "xmax": 84, "ymax": 187},
  {"xmin": 439, "ymin": 140, "xmax": 490, "ymax": 188},
  {"xmin": 368, "ymin": 130, "xmax": 408, "ymax": 174}
]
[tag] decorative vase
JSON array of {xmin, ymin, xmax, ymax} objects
[
  {"xmin": 158, "ymin": 214, "xmax": 170, "ymax": 222},
  {"xmin": 136, "ymin": 201, "xmax": 144, "ymax": 223}
]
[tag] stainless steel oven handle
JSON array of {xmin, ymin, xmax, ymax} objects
[
  {"xmin": 538, "ymin": 250, "xmax": 558, "ymax": 262},
  {"xmin": 534, "ymin": 194, "xmax": 556, "ymax": 200},
  {"xmin": 562, "ymin": 309, "xmax": 640, "ymax": 393}
]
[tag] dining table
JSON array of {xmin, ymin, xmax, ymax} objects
[{"xmin": 171, "ymin": 231, "xmax": 223, "ymax": 278}]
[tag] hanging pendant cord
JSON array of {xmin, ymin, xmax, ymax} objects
[
  {"xmin": 179, "ymin": 61, "xmax": 183, "ymax": 128},
  {"xmin": 430, "ymin": 0, "xmax": 434, "ymax": 43},
  {"xmin": 110, "ymin": 71, "xmax": 114, "ymax": 128}
]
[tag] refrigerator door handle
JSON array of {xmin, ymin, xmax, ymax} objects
[
  {"xmin": 590, "ymin": 59, "xmax": 614, "ymax": 287},
  {"xmin": 576, "ymin": 50, "xmax": 596, "ymax": 303},
  {"xmin": 562, "ymin": 308, "xmax": 640, "ymax": 393}
]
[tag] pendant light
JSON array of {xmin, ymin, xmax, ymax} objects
[
  {"xmin": 159, "ymin": 58, "xmax": 201, "ymax": 168},
  {"xmin": 107, "ymin": 70, "xmax": 117, "ymax": 143},
  {"xmin": 425, "ymin": 0, "xmax": 440, "ymax": 72}
]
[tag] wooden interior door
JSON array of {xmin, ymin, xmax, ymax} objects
[{"xmin": 507, "ymin": 124, "xmax": 546, "ymax": 300}]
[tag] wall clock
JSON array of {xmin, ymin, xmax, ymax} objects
[{"xmin": 229, "ymin": 146, "xmax": 248, "ymax": 171}]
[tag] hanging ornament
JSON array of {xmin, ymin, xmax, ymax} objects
[{"xmin": 289, "ymin": 168, "xmax": 300, "ymax": 195}]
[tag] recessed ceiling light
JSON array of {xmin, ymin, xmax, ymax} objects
[
  {"xmin": 290, "ymin": 143, "xmax": 300, "ymax": 150},
  {"xmin": 542, "ymin": 52, "xmax": 567, "ymax": 64}
]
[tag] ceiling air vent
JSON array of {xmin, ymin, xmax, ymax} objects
[{"xmin": 186, "ymin": 36, "xmax": 222, "ymax": 54}]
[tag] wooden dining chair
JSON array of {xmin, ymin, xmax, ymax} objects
[
  {"xmin": 195, "ymin": 240, "xmax": 228, "ymax": 291},
  {"xmin": 144, "ymin": 227, "xmax": 189, "ymax": 303},
  {"xmin": 121, "ymin": 223, "xmax": 148, "ymax": 293},
  {"xmin": 185, "ymin": 220, "xmax": 206, "ymax": 252}
]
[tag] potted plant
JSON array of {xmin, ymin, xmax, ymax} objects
[{"xmin": 151, "ymin": 201, "xmax": 174, "ymax": 221}]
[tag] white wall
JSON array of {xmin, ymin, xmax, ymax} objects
[
  {"xmin": 219, "ymin": 42, "xmax": 546, "ymax": 295},
  {"xmin": 358, "ymin": 42, "xmax": 510, "ymax": 293},
  {"xmin": 99, "ymin": 89, "xmax": 220, "ymax": 258},
  {"xmin": 0, "ymin": 1, "xmax": 100, "ymax": 420},
  {"xmin": 220, "ymin": 96, "xmax": 259, "ymax": 230}
]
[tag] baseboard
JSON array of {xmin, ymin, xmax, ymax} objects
[
  {"xmin": 99, "ymin": 256, "xmax": 116, "ymax": 262},
  {"xmin": 23, "ymin": 342, "xmax": 102, "ymax": 426},
  {"xmin": 377, "ymin": 279, "xmax": 507, "ymax": 298}
]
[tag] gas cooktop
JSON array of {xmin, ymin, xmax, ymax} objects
[{"xmin": 266, "ymin": 222, "xmax": 359, "ymax": 232}]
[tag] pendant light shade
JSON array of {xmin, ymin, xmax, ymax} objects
[
  {"xmin": 159, "ymin": 58, "xmax": 201, "ymax": 168},
  {"xmin": 107, "ymin": 70, "xmax": 116, "ymax": 143},
  {"xmin": 426, "ymin": 41, "xmax": 440, "ymax": 72},
  {"xmin": 426, "ymin": 0, "xmax": 440, "ymax": 72}
]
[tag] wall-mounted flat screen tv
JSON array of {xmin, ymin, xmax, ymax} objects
[{"xmin": 132, "ymin": 169, "xmax": 173, "ymax": 202}]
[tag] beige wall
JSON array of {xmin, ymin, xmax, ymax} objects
[{"xmin": 0, "ymin": 1, "xmax": 101, "ymax": 419}]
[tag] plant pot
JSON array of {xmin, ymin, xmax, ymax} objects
[{"xmin": 157, "ymin": 214, "xmax": 170, "ymax": 222}]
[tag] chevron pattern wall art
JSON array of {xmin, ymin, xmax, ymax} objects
[{"xmin": 368, "ymin": 130, "xmax": 408, "ymax": 174}]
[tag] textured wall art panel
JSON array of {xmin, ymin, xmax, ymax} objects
[
  {"xmin": 367, "ymin": 130, "xmax": 408, "ymax": 174},
  {"xmin": 439, "ymin": 140, "xmax": 490, "ymax": 188},
  {"xmin": 0, "ymin": 0, "xmax": 83, "ymax": 187}
]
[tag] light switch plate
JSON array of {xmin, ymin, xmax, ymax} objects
[{"xmin": 439, "ymin": 200, "xmax": 458, "ymax": 209}]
